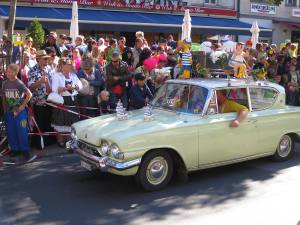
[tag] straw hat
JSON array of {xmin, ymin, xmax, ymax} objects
[{"xmin": 36, "ymin": 50, "xmax": 50, "ymax": 59}]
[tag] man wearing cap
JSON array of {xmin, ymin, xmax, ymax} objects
[
  {"xmin": 42, "ymin": 32, "xmax": 62, "ymax": 57},
  {"xmin": 28, "ymin": 50, "xmax": 54, "ymax": 149},
  {"xmin": 105, "ymin": 51, "xmax": 130, "ymax": 109},
  {"xmin": 129, "ymin": 73, "xmax": 153, "ymax": 110}
]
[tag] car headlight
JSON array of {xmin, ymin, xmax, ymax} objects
[
  {"xmin": 100, "ymin": 140, "xmax": 110, "ymax": 156},
  {"xmin": 110, "ymin": 144, "xmax": 124, "ymax": 160}
]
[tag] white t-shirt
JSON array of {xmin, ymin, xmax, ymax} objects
[{"xmin": 51, "ymin": 72, "xmax": 82, "ymax": 97}]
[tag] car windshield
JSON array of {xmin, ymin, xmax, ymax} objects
[{"xmin": 151, "ymin": 83, "xmax": 209, "ymax": 114}]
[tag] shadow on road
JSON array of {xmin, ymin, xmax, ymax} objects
[{"xmin": 1, "ymin": 149, "xmax": 300, "ymax": 225}]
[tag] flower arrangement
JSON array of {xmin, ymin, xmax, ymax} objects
[
  {"xmin": 194, "ymin": 63, "xmax": 210, "ymax": 78},
  {"xmin": 251, "ymin": 68, "xmax": 267, "ymax": 80}
]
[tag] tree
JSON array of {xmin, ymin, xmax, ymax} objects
[
  {"xmin": 7, "ymin": 0, "xmax": 17, "ymax": 63},
  {"xmin": 267, "ymin": 0, "xmax": 284, "ymax": 5},
  {"xmin": 27, "ymin": 18, "xmax": 45, "ymax": 50}
]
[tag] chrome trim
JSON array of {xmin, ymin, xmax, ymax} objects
[{"xmin": 75, "ymin": 147, "xmax": 141, "ymax": 171}]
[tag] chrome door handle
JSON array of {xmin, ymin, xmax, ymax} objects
[{"xmin": 248, "ymin": 119, "xmax": 258, "ymax": 123}]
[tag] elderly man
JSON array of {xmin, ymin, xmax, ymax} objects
[
  {"xmin": 105, "ymin": 51, "xmax": 130, "ymax": 109},
  {"xmin": 28, "ymin": 50, "xmax": 55, "ymax": 148},
  {"xmin": 42, "ymin": 32, "xmax": 61, "ymax": 57},
  {"xmin": 75, "ymin": 35, "xmax": 88, "ymax": 55},
  {"xmin": 216, "ymin": 90, "xmax": 248, "ymax": 128}
]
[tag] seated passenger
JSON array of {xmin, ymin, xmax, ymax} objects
[{"xmin": 216, "ymin": 90, "xmax": 248, "ymax": 128}]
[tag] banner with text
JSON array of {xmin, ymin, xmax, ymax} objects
[{"xmin": 18, "ymin": 0, "xmax": 237, "ymax": 16}]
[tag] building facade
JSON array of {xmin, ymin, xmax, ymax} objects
[{"xmin": 239, "ymin": 0, "xmax": 300, "ymax": 45}]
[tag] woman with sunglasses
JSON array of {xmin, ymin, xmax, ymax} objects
[{"xmin": 51, "ymin": 58, "xmax": 82, "ymax": 147}]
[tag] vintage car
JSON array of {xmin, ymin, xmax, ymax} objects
[{"xmin": 68, "ymin": 78, "xmax": 300, "ymax": 191}]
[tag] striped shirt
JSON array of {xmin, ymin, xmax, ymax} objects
[{"xmin": 182, "ymin": 52, "xmax": 192, "ymax": 66}]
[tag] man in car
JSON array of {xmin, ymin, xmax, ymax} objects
[{"xmin": 216, "ymin": 90, "xmax": 248, "ymax": 128}]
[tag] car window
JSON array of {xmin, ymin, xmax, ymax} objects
[
  {"xmin": 212, "ymin": 88, "xmax": 249, "ymax": 114},
  {"xmin": 250, "ymin": 88, "xmax": 278, "ymax": 110},
  {"xmin": 187, "ymin": 86, "xmax": 209, "ymax": 114},
  {"xmin": 152, "ymin": 83, "xmax": 189, "ymax": 111},
  {"xmin": 152, "ymin": 83, "xmax": 208, "ymax": 114},
  {"xmin": 227, "ymin": 88, "xmax": 248, "ymax": 108}
]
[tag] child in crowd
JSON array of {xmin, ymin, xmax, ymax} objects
[
  {"xmin": 2, "ymin": 64, "xmax": 32, "ymax": 160},
  {"xmin": 73, "ymin": 48, "xmax": 81, "ymax": 72},
  {"xmin": 98, "ymin": 90, "xmax": 114, "ymax": 115},
  {"xmin": 129, "ymin": 73, "xmax": 153, "ymax": 110},
  {"xmin": 286, "ymin": 64, "xmax": 300, "ymax": 105}
]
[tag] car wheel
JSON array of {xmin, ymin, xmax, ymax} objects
[
  {"xmin": 136, "ymin": 150, "xmax": 173, "ymax": 191},
  {"xmin": 273, "ymin": 134, "xmax": 294, "ymax": 161}
]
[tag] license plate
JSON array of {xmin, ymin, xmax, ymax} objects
[{"xmin": 81, "ymin": 160, "xmax": 92, "ymax": 171}]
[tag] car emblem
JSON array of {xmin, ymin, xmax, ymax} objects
[{"xmin": 85, "ymin": 133, "xmax": 87, "ymax": 139}]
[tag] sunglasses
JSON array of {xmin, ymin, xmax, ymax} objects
[
  {"xmin": 168, "ymin": 53, "xmax": 174, "ymax": 56},
  {"xmin": 112, "ymin": 60, "xmax": 119, "ymax": 63}
]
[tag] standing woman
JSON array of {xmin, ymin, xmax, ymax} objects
[
  {"xmin": 77, "ymin": 56, "xmax": 105, "ymax": 117},
  {"xmin": 51, "ymin": 58, "xmax": 82, "ymax": 147}
]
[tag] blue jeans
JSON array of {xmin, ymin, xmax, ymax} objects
[{"xmin": 5, "ymin": 109, "xmax": 30, "ymax": 152}]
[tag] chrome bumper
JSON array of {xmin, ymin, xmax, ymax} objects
[{"xmin": 67, "ymin": 141, "xmax": 141, "ymax": 171}]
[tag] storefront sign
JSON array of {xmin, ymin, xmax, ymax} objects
[
  {"xmin": 292, "ymin": 9, "xmax": 300, "ymax": 17},
  {"xmin": 250, "ymin": 3, "xmax": 276, "ymax": 15},
  {"xmin": 19, "ymin": 0, "xmax": 237, "ymax": 16}
]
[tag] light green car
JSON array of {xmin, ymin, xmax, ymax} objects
[{"xmin": 69, "ymin": 78, "xmax": 300, "ymax": 191}]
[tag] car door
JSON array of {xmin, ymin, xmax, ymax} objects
[
  {"xmin": 198, "ymin": 87, "xmax": 259, "ymax": 167},
  {"xmin": 248, "ymin": 87, "xmax": 281, "ymax": 154}
]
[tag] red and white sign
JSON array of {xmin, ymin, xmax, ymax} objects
[
  {"xmin": 292, "ymin": 9, "xmax": 300, "ymax": 17},
  {"xmin": 18, "ymin": 0, "xmax": 237, "ymax": 16}
]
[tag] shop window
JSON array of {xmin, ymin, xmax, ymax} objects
[
  {"xmin": 204, "ymin": 0, "xmax": 217, "ymax": 4},
  {"xmin": 285, "ymin": 0, "xmax": 296, "ymax": 6}
]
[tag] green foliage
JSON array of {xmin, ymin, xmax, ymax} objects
[
  {"xmin": 27, "ymin": 18, "xmax": 44, "ymax": 50},
  {"xmin": 267, "ymin": 0, "xmax": 283, "ymax": 6},
  {"xmin": 216, "ymin": 53, "xmax": 229, "ymax": 70}
]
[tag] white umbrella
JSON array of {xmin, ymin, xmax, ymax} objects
[
  {"xmin": 250, "ymin": 20, "xmax": 260, "ymax": 49},
  {"xmin": 70, "ymin": 0, "xmax": 79, "ymax": 45},
  {"xmin": 181, "ymin": 9, "xmax": 192, "ymax": 41}
]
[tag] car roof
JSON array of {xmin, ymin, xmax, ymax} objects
[{"xmin": 167, "ymin": 78, "xmax": 285, "ymax": 93}]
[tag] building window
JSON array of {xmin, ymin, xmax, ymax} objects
[
  {"xmin": 204, "ymin": 0, "xmax": 217, "ymax": 4},
  {"xmin": 285, "ymin": 0, "xmax": 296, "ymax": 6}
]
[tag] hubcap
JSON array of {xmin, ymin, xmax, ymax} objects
[
  {"xmin": 278, "ymin": 135, "xmax": 292, "ymax": 158},
  {"xmin": 146, "ymin": 156, "xmax": 168, "ymax": 186}
]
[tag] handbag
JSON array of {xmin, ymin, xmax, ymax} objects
[
  {"xmin": 78, "ymin": 78, "xmax": 90, "ymax": 95},
  {"xmin": 47, "ymin": 92, "xmax": 64, "ymax": 104}
]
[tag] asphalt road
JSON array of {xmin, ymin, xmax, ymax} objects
[{"xmin": 1, "ymin": 147, "xmax": 300, "ymax": 225}]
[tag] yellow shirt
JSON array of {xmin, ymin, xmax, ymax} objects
[{"xmin": 220, "ymin": 99, "xmax": 248, "ymax": 113}]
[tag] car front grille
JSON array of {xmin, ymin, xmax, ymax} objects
[{"xmin": 78, "ymin": 140, "xmax": 101, "ymax": 157}]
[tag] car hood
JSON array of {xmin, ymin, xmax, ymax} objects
[{"xmin": 73, "ymin": 109, "xmax": 196, "ymax": 146}]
